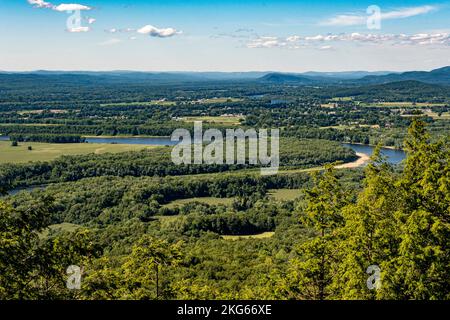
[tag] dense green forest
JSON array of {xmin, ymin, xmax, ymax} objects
[
  {"xmin": 0, "ymin": 71, "xmax": 449, "ymax": 300},
  {"xmin": 1, "ymin": 120, "xmax": 448, "ymax": 299}
]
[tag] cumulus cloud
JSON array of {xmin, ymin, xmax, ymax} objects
[
  {"xmin": 27, "ymin": 1, "xmax": 92, "ymax": 11},
  {"xmin": 53, "ymin": 4, "xmax": 92, "ymax": 11},
  {"xmin": 247, "ymin": 32, "xmax": 450, "ymax": 49},
  {"xmin": 27, "ymin": 0, "xmax": 53, "ymax": 8},
  {"xmin": 321, "ymin": 5, "xmax": 437, "ymax": 26},
  {"xmin": 137, "ymin": 25, "xmax": 180, "ymax": 38},
  {"xmin": 87, "ymin": 18, "xmax": 96, "ymax": 24}
]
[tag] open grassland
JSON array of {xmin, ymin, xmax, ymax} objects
[
  {"xmin": 424, "ymin": 111, "xmax": 450, "ymax": 120},
  {"xmin": 268, "ymin": 189, "xmax": 302, "ymax": 201},
  {"xmin": 0, "ymin": 141, "xmax": 154, "ymax": 164},
  {"xmin": 100, "ymin": 100, "xmax": 177, "ymax": 107},
  {"xmin": 181, "ymin": 115, "xmax": 244, "ymax": 125},
  {"xmin": 195, "ymin": 97, "xmax": 243, "ymax": 104},
  {"xmin": 163, "ymin": 197, "xmax": 235, "ymax": 209},
  {"xmin": 221, "ymin": 232, "xmax": 275, "ymax": 240}
]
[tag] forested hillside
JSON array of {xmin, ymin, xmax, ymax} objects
[{"xmin": 1, "ymin": 120, "xmax": 448, "ymax": 299}]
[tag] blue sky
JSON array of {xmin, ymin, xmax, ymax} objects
[{"xmin": 1, "ymin": 0, "xmax": 450, "ymax": 71}]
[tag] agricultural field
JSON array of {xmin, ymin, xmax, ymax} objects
[
  {"xmin": 100, "ymin": 100, "xmax": 177, "ymax": 107},
  {"xmin": 163, "ymin": 197, "xmax": 235, "ymax": 209},
  {"xmin": 268, "ymin": 189, "xmax": 302, "ymax": 201},
  {"xmin": 221, "ymin": 232, "xmax": 275, "ymax": 240},
  {"xmin": 0, "ymin": 141, "xmax": 153, "ymax": 163},
  {"xmin": 194, "ymin": 97, "xmax": 243, "ymax": 104},
  {"xmin": 180, "ymin": 115, "xmax": 244, "ymax": 125}
]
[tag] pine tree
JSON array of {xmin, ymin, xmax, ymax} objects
[
  {"xmin": 382, "ymin": 119, "xmax": 450, "ymax": 299},
  {"xmin": 279, "ymin": 165, "xmax": 347, "ymax": 299},
  {"xmin": 335, "ymin": 146, "xmax": 400, "ymax": 299}
]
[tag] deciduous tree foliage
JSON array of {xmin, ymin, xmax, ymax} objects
[{"xmin": 0, "ymin": 120, "xmax": 448, "ymax": 300}]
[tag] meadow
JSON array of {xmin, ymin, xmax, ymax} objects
[{"xmin": 0, "ymin": 141, "xmax": 153, "ymax": 164}]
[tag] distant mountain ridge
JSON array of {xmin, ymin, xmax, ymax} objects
[
  {"xmin": 0, "ymin": 67, "xmax": 449, "ymax": 85},
  {"xmin": 357, "ymin": 66, "xmax": 450, "ymax": 85},
  {"xmin": 258, "ymin": 67, "xmax": 450, "ymax": 86}
]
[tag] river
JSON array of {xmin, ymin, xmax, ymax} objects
[
  {"xmin": 85, "ymin": 137, "xmax": 407, "ymax": 164},
  {"xmin": 1, "ymin": 135, "xmax": 406, "ymax": 164},
  {"xmin": 3, "ymin": 137, "xmax": 407, "ymax": 196},
  {"xmin": 342, "ymin": 143, "xmax": 406, "ymax": 165}
]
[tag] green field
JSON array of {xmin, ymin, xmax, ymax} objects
[
  {"xmin": 0, "ymin": 141, "xmax": 154, "ymax": 164},
  {"xmin": 221, "ymin": 232, "xmax": 275, "ymax": 240},
  {"xmin": 181, "ymin": 115, "xmax": 244, "ymax": 125},
  {"xmin": 268, "ymin": 189, "xmax": 302, "ymax": 201},
  {"xmin": 195, "ymin": 97, "xmax": 243, "ymax": 104},
  {"xmin": 163, "ymin": 197, "xmax": 235, "ymax": 209},
  {"xmin": 100, "ymin": 100, "xmax": 177, "ymax": 107}
]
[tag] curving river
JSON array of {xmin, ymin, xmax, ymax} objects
[{"xmin": 3, "ymin": 137, "xmax": 407, "ymax": 196}]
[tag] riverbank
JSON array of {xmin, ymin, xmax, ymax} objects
[{"xmin": 335, "ymin": 152, "xmax": 371, "ymax": 169}]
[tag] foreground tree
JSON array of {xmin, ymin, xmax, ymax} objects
[
  {"xmin": 381, "ymin": 120, "xmax": 450, "ymax": 299},
  {"xmin": 0, "ymin": 198, "xmax": 99, "ymax": 299},
  {"xmin": 335, "ymin": 147, "xmax": 400, "ymax": 299},
  {"xmin": 278, "ymin": 165, "xmax": 348, "ymax": 299}
]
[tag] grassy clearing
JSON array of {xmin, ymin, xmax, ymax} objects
[
  {"xmin": 0, "ymin": 141, "xmax": 155, "ymax": 164},
  {"xmin": 320, "ymin": 124, "xmax": 380, "ymax": 130},
  {"xmin": 181, "ymin": 115, "xmax": 244, "ymax": 125},
  {"xmin": 222, "ymin": 232, "xmax": 275, "ymax": 240},
  {"xmin": 268, "ymin": 189, "xmax": 302, "ymax": 201},
  {"xmin": 424, "ymin": 111, "xmax": 450, "ymax": 120},
  {"xmin": 100, "ymin": 100, "xmax": 176, "ymax": 107},
  {"xmin": 195, "ymin": 98, "xmax": 243, "ymax": 104},
  {"xmin": 163, "ymin": 197, "xmax": 235, "ymax": 209}
]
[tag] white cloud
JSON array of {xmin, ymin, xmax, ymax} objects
[
  {"xmin": 67, "ymin": 26, "xmax": 90, "ymax": 33},
  {"xmin": 321, "ymin": 5, "xmax": 437, "ymax": 26},
  {"xmin": 87, "ymin": 18, "xmax": 96, "ymax": 24},
  {"xmin": 27, "ymin": 0, "xmax": 53, "ymax": 8},
  {"xmin": 53, "ymin": 4, "xmax": 92, "ymax": 12},
  {"xmin": 286, "ymin": 35, "xmax": 301, "ymax": 42},
  {"xmin": 247, "ymin": 37, "xmax": 286, "ymax": 48},
  {"xmin": 246, "ymin": 32, "xmax": 450, "ymax": 49},
  {"xmin": 28, "ymin": 1, "xmax": 93, "ymax": 12},
  {"xmin": 137, "ymin": 25, "xmax": 180, "ymax": 38},
  {"xmin": 381, "ymin": 5, "xmax": 436, "ymax": 19}
]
